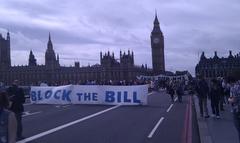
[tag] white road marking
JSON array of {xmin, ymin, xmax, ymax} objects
[
  {"xmin": 148, "ymin": 117, "xmax": 164, "ymax": 138},
  {"xmin": 62, "ymin": 105, "xmax": 71, "ymax": 108},
  {"xmin": 148, "ymin": 92, "xmax": 154, "ymax": 96},
  {"xmin": 55, "ymin": 105, "xmax": 71, "ymax": 108},
  {"xmin": 22, "ymin": 111, "xmax": 42, "ymax": 117},
  {"xmin": 166, "ymin": 104, "xmax": 174, "ymax": 112},
  {"xmin": 174, "ymin": 97, "xmax": 177, "ymax": 102},
  {"xmin": 17, "ymin": 105, "xmax": 121, "ymax": 143},
  {"xmin": 22, "ymin": 111, "xmax": 30, "ymax": 115}
]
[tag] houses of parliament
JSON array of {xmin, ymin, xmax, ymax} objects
[
  {"xmin": 0, "ymin": 15, "xmax": 165, "ymax": 86},
  {"xmin": 195, "ymin": 51, "xmax": 240, "ymax": 79}
]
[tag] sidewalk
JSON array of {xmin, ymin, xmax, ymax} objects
[{"xmin": 193, "ymin": 95, "xmax": 239, "ymax": 143}]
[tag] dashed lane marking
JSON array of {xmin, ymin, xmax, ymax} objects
[
  {"xmin": 55, "ymin": 105, "xmax": 71, "ymax": 108},
  {"xmin": 62, "ymin": 105, "xmax": 71, "ymax": 108},
  {"xmin": 22, "ymin": 111, "xmax": 42, "ymax": 117},
  {"xmin": 17, "ymin": 105, "xmax": 121, "ymax": 143},
  {"xmin": 148, "ymin": 92, "xmax": 154, "ymax": 96},
  {"xmin": 148, "ymin": 117, "xmax": 165, "ymax": 138},
  {"xmin": 166, "ymin": 104, "xmax": 174, "ymax": 113},
  {"xmin": 174, "ymin": 97, "xmax": 178, "ymax": 102}
]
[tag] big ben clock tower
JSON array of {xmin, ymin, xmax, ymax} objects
[{"xmin": 151, "ymin": 13, "xmax": 165, "ymax": 74}]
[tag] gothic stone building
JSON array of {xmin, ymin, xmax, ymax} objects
[
  {"xmin": 0, "ymin": 15, "xmax": 165, "ymax": 86},
  {"xmin": 195, "ymin": 51, "xmax": 240, "ymax": 79}
]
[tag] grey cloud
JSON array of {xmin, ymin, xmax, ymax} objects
[{"xmin": 0, "ymin": 0, "xmax": 240, "ymax": 75}]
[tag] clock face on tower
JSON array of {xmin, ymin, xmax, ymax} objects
[{"xmin": 153, "ymin": 38, "xmax": 160, "ymax": 44}]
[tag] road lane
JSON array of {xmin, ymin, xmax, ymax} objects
[
  {"xmin": 19, "ymin": 92, "xmax": 195, "ymax": 143},
  {"xmin": 18, "ymin": 105, "xmax": 121, "ymax": 143},
  {"xmin": 22, "ymin": 104, "xmax": 114, "ymax": 137},
  {"xmin": 33, "ymin": 92, "xmax": 179, "ymax": 143},
  {"xmin": 148, "ymin": 97, "xmax": 188, "ymax": 143}
]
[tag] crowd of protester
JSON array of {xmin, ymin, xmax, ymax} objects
[
  {"xmin": 164, "ymin": 75, "xmax": 240, "ymax": 142},
  {"xmin": 165, "ymin": 79, "xmax": 187, "ymax": 103},
  {"xmin": 1, "ymin": 75, "xmax": 239, "ymax": 142},
  {"xmin": 194, "ymin": 75, "xmax": 240, "ymax": 142}
]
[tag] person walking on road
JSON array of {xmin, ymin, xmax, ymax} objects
[
  {"xmin": 0, "ymin": 91, "xmax": 17, "ymax": 143},
  {"xmin": 176, "ymin": 81, "xmax": 184, "ymax": 103},
  {"xmin": 209, "ymin": 79, "xmax": 221, "ymax": 119},
  {"xmin": 167, "ymin": 81, "xmax": 175, "ymax": 102},
  {"xmin": 7, "ymin": 80, "xmax": 25, "ymax": 141},
  {"xmin": 196, "ymin": 75, "xmax": 210, "ymax": 118}
]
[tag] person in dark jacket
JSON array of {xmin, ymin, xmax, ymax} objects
[
  {"xmin": 217, "ymin": 79, "xmax": 225, "ymax": 111},
  {"xmin": 167, "ymin": 82, "xmax": 175, "ymax": 102},
  {"xmin": 196, "ymin": 75, "xmax": 210, "ymax": 118},
  {"xmin": 176, "ymin": 81, "xmax": 184, "ymax": 103},
  {"xmin": 209, "ymin": 79, "xmax": 221, "ymax": 119},
  {"xmin": 0, "ymin": 91, "xmax": 17, "ymax": 143},
  {"xmin": 7, "ymin": 80, "xmax": 25, "ymax": 140}
]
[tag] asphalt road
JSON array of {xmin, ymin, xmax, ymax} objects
[{"xmin": 18, "ymin": 91, "xmax": 199, "ymax": 143}]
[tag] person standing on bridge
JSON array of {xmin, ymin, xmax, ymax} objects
[
  {"xmin": 0, "ymin": 91, "xmax": 17, "ymax": 143},
  {"xmin": 196, "ymin": 75, "xmax": 210, "ymax": 118},
  {"xmin": 209, "ymin": 79, "xmax": 221, "ymax": 119},
  {"xmin": 7, "ymin": 80, "xmax": 25, "ymax": 141}
]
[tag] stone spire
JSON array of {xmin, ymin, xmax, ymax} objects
[{"xmin": 28, "ymin": 50, "xmax": 37, "ymax": 66}]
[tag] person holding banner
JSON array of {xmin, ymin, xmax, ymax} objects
[{"xmin": 7, "ymin": 80, "xmax": 25, "ymax": 141}]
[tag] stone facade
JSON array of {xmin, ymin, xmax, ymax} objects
[
  {"xmin": 195, "ymin": 51, "xmax": 240, "ymax": 79},
  {"xmin": 0, "ymin": 15, "xmax": 165, "ymax": 86}
]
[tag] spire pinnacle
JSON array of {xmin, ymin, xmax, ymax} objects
[
  {"xmin": 229, "ymin": 50, "xmax": 233, "ymax": 58},
  {"xmin": 49, "ymin": 32, "xmax": 51, "ymax": 41},
  {"xmin": 7, "ymin": 30, "xmax": 10, "ymax": 40},
  {"xmin": 47, "ymin": 32, "xmax": 53, "ymax": 50},
  {"xmin": 154, "ymin": 10, "xmax": 159, "ymax": 25},
  {"xmin": 213, "ymin": 51, "xmax": 219, "ymax": 59},
  {"xmin": 200, "ymin": 52, "xmax": 206, "ymax": 60}
]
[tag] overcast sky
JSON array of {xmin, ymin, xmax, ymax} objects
[{"xmin": 0, "ymin": 0, "xmax": 240, "ymax": 75}]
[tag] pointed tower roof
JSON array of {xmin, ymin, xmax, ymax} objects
[
  {"xmin": 154, "ymin": 11, "xmax": 159, "ymax": 25},
  {"xmin": 200, "ymin": 52, "xmax": 206, "ymax": 60},
  {"xmin": 7, "ymin": 30, "xmax": 10, "ymax": 40},
  {"xmin": 45, "ymin": 32, "xmax": 57, "ymax": 67},
  {"xmin": 47, "ymin": 32, "xmax": 53, "ymax": 50},
  {"xmin": 29, "ymin": 50, "xmax": 37, "ymax": 66},
  {"xmin": 49, "ymin": 32, "xmax": 51, "ymax": 41},
  {"xmin": 213, "ymin": 51, "xmax": 219, "ymax": 59},
  {"xmin": 151, "ymin": 11, "xmax": 162, "ymax": 34},
  {"xmin": 228, "ymin": 50, "xmax": 234, "ymax": 58}
]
